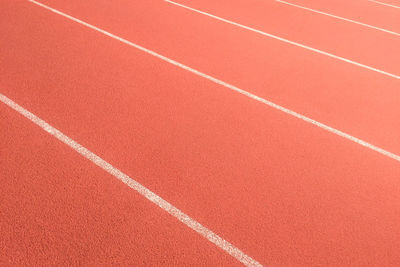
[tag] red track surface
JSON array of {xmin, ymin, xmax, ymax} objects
[
  {"xmin": 0, "ymin": 104, "xmax": 240, "ymax": 266},
  {"xmin": 280, "ymin": 0, "xmax": 400, "ymax": 32},
  {"xmin": 1, "ymin": 0, "xmax": 400, "ymax": 265}
]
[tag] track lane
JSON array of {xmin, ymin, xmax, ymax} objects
[
  {"xmin": 165, "ymin": 0, "xmax": 400, "ymax": 74},
  {"xmin": 2, "ymin": 1, "xmax": 400, "ymax": 265},
  {"xmin": 18, "ymin": 0, "xmax": 400, "ymax": 156},
  {"xmin": 281, "ymin": 0, "xmax": 400, "ymax": 31},
  {"xmin": 0, "ymin": 103, "xmax": 242, "ymax": 266},
  {"xmin": 274, "ymin": 0, "xmax": 399, "ymax": 36},
  {"xmin": 368, "ymin": 0, "xmax": 400, "ymax": 9}
]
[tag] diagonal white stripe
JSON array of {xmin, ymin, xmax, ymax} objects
[
  {"xmin": 27, "ymin": 0, "xmax": 400, "ymax": 163},
  {"xmin": 7, "ymin": 1, "xmax": 400, "ymax": 264},
  {"xmin": 0, "ymin": 93, "xmax": 262, "ymax": 267},
  {"xmin": 368, "ymin": 0, "xmax": 400, "ymax": 9},
  {"xmin": 276, "ymin": 0, "xmax": 400, "ymax": 36},
  {"xmin": 164, "ymin": 0, "xmax": 399, "ymax": 79}
]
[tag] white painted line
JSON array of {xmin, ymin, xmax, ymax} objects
[
  {"xmin": 276, "ymin": 0, "xmax": 400, "ymax": 36},
  {"xmin": 0, "ymin": 93, "xmax": 262, "ymax": 267},
  {"xmin": 368, "ymin": 0, "xmax": 400, "ymax": 8},
  {"xmin": 164, "ymin": 0, "xmax": 399, "ymax": 79},
  {"xmin": 27, "ymin": 0, "xmax": 400, "ymax": 165}
]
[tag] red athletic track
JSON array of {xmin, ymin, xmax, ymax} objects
[
  {"xmin": 0, "ymin": 103, "xmax": 241, "ymax": 266},
  {"xmin": 280, "ymin": 0, "xmax": 400, "ymax": 32},
  {"xmin": 21, "ymin": 0, "xmax": 400, "ymax": 154},
  {"xmin": 1, "ymin": 0, "xmax": 400, "ymax": 266},
  {"xmin": 367, "ymin": 0, "xmax": 400, "ymax": 6}
]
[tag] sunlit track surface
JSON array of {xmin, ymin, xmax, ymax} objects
[
  {"xmin": 1, "ymin": 0, "xmax": 400, "ymax": 266},
  {"xmin": 275, "ymin": 0, "xmax": 400, "ymax": 36},
  {"xmin": 164, "ymin": 0, "xmax": 399, "ymax": 78},
  {"xmin": 368, "ymin": 0, "xmax": 400, "ymax": 9}
]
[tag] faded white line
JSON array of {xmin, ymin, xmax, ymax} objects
[
  {"xmin": 368, "ymin": 0, "xmax": 400, "ymax": 8},
  {"xmin": 164, "ymin": 0, "xmax": 399, "ymax": 79},
  {"xmin": 27, "ymin": 0, "xmax": 400, "ymax": 164},
  {"xmin": 276, "ymin": 0, "xmax": 400, "ymax": 36},
  {"xmin": 0, "ymin": 93, "xmax": 262, "ymax": 267}
]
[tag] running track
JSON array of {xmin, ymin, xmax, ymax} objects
[{"xmin": 1, "ymin": 0, "xmax": 400, "ymax": 265}]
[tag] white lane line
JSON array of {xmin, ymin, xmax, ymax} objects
[
  {"xmin": 27, "ymin": 0, "xmax": 400, "ymax": 164},
  {"xmin": 276, "ymin": 0, "xmax": 400, "ymax": 36},
  {"xmin": 0, "ymin": 93, "xmax": 262, "ymax": 267},
  {"xmin": 368, "ymin": 0, "xmax": 400, "ymax": 8},
  {"xmin": 164, "ymin": 0, "xmax": 399, "ymax": 79}
]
